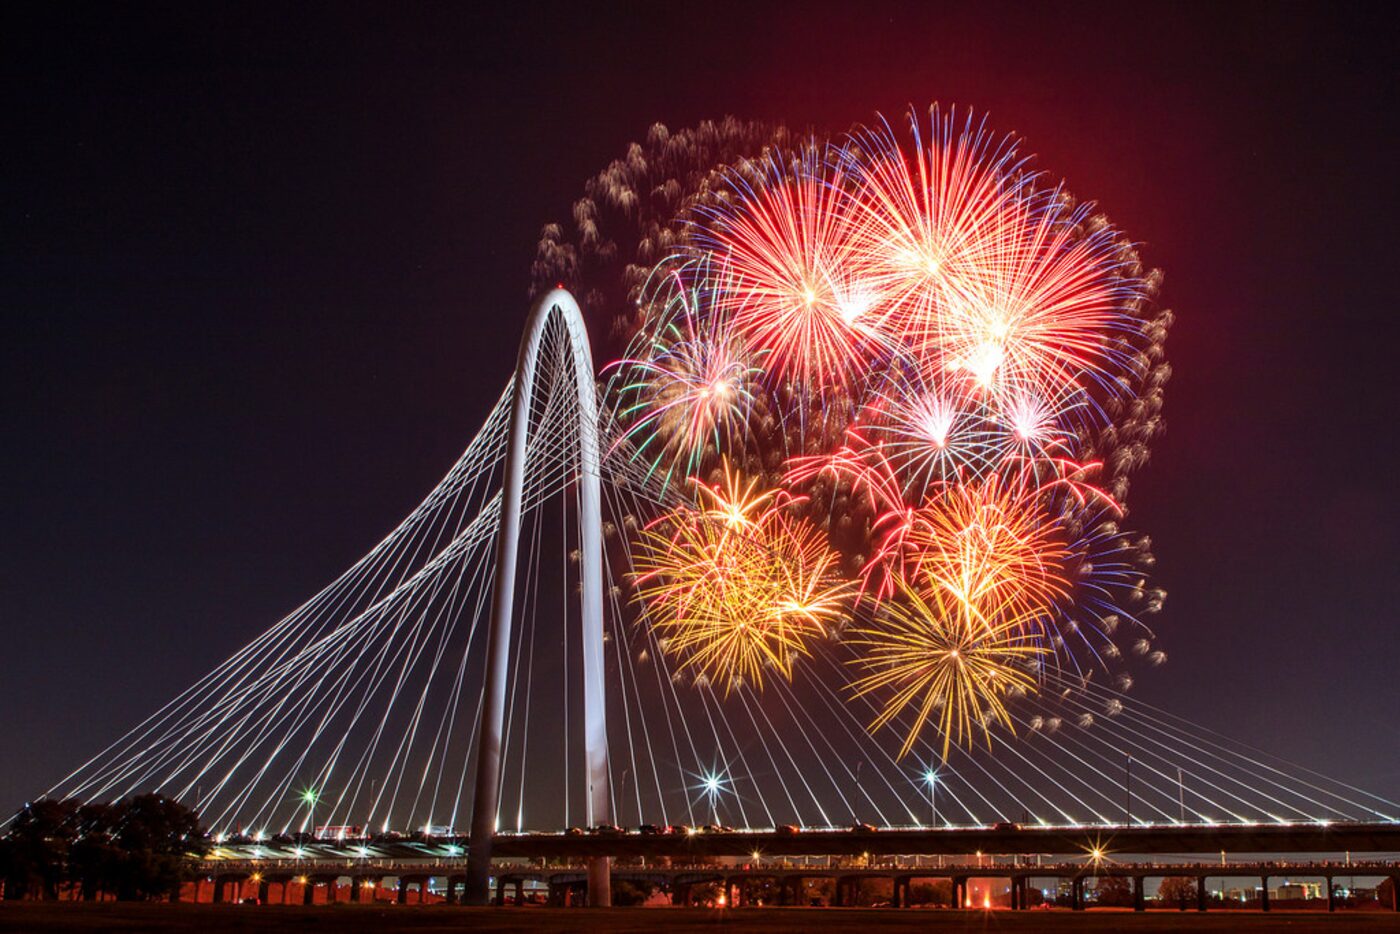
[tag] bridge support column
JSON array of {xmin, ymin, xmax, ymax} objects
[
  {"xmin": 1133, "ymin": 876, "xmax": 1145, "ymax": 912},
  {"xmin": 893, "ymin": 877, "xmax": 908, "ymax": 908},
  {"xmin": 952, "ymin": 876, "xmax": 966, "ymax": 909},
  {"xmin": 1327, "ymin": 878, "xmax": 1335, "ymax": 912},
  {"xmin": 257, "ymin": 880, "xmax": 270, "ymax": 905},
  {"xmin": 303, "ymin": 880, "xmax": 316, "ymax": 906},
  {"xmin": 1260, "ymin": 877, "xmax": 1268, "ymax": 912},
  {"xmin": 1072, "ymin": 877, "xmax": 1085, "ymax": 911},
  {"xmin": 586, "ymin": 857, "xmax": 610, "ymax": 907},
  {"xmin": 1390, "ymin": 877, "xmax": 1399, "ymax": 911},
  {"xmin": 1197, "ymin": 876, "xmax": 1207, "ymax": 912}
]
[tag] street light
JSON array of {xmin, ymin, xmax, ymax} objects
[
  {"xmin": 702, "ymin": 773, "xmax": 723, "ymax": 825},
  {"xmin": 923, "ymin": 770, "xmax": 939, "ymax": 829},
  {"xmin": 300, "ymin": 787, "xmax": 319, "ymax": 839}
]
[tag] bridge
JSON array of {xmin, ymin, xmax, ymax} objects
[
  {"xmin": 34, "ymin": 291, "xmax": 1400, "ymax": 908},
  {"xmin": 191, "ymin": 850, "xmax": 1400, "ymax": 913}
]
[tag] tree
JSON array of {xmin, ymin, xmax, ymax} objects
[
  {"xmin": 1, "ymin": 799, "xmax": 79, "ymax": 900},
  {"xmin": 104, "ymin": 794, "xmax": 208, "ymax": 900},
  {"xmin": 2, "ymin": 795, "xmax": 206, "ymax": 901},
  {"xmin": 610, "ymin": 878, "xmax": 653, "ymax": 906},
  {"xmin": 1158, "ymin": 875, "xmax": 1197, "ymax": 907},
  {"xmin": 907, "ymin": 879, "xmax": 953, "ymax": 906},
  {"xmin": 1093, "ymin": 874, "xmax": 1134, "ymax": 907}
]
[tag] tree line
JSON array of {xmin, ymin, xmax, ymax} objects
[{"xmin": 0, "ymin": 795, "xmax": 207, "ymax": 901}]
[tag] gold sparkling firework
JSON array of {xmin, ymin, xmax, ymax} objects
[
  {"xmin": 848, "ymin": 578, "xmax": 1047, "ymax": 759},
  {"xmin": 632, "ymin": 467, "xmax": 851, "ymax": 693}
]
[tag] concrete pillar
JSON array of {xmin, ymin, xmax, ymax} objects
[
  {"xmin": 350, "ymin": 878, "xmax": 362, "ymax": 903},
  {"xmin": 1133, "ymin": 876, "xmax": 1145, "ymax": 912},
  {"xmin": 1260, "ymin": 877, "xmax": 1269, "ymax": 912},
  {"xmin": 402, "ymin": 878, "xmax": 414, "ymax": 906},
  {"xmin": 1072, "ymin": 877, "xmax": 1085, "ymax": 911},
  {"xmin": 257, "ymin": 880, "xmax": 270, "ymax": 904},
  {"xmin": 587, "ymin": 857, "xmax": 611, "ymax": 907},
  {"xmin": 952, "ymin": 877, "xmax": 965, "ymax": 909},
  {"xmin": 1197, "ymin": 876, "xmax": 1207, "ymax": 912},
  {"xmin": 1326, "ymin": 878, "xmax": 1335, "ymax": 913},
  {"xmin": 303, "ymin": 880, "xmax": 316, "ymax": 906},
  {"xmin": 1391, "ymin": 877, "xmax": 1399, "ymax": 912}
]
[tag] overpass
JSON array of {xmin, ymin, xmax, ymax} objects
[{"xmin": 194, "ymin": 855, "xmax": 1400, "ymax": 913}]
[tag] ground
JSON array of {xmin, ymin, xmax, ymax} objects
[{"xmin": 2, "ymin": 905, "xmax": 1399, "ymax": 933}]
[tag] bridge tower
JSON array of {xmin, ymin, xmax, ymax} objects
[{"xmin": 464, "ymin": 289, "xmax": 611, "ymax": 906}]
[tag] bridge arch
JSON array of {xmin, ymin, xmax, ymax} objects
[{"xmin": 464, "ymin": 289, "xmax": 610, "ymax": 906}]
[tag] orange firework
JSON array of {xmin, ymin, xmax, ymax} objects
[
  {"xmin": 631, "ymin": 466, "xmax": 852, "ymax": 693},
  {"xmin": 892, "ymin": 478, "xmax": 1071, "ymax": 635}
]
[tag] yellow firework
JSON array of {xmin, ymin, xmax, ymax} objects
[
  {"xmin": 632, "ymin": 469, "xmax": 851, "ymax": 693},
  {"xmin": 848, "ymin": 578, "xmax": 1047, "ymax": 759}
]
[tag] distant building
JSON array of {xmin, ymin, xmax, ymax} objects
[{"xmin": 1274, "ymin": 880, "xmax": 1323, "ymax": 900}]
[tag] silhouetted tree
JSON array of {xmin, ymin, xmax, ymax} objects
[
  {"xmin": 0, "ymin": 799, "xmax": 79, "ymax": 899},
  {"xmin": 1157, "ymin": 875, "xmax": 1196, "ymax": 907},
  {"xmin": 2, "ymin": 795, "xmax": 206, "ymax": 901},
  {"xmin": 1093, "ymin": 874, "xmax": 1134, "ymax": 906}
]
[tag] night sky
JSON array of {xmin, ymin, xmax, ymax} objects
[{"xmin": 4, "ymin": 2, "xmax": 1398, "ymax": 818}]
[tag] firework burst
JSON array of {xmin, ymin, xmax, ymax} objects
[
  {"xmin": 631, "ymin": 467, "xmax": 851, "ymax": 693},
  {"xmin": 849, "ymin": 577, "xmax": 1047, "ymax": 759},
  {"xmin": 608, "ymin": 262, "xmax": 762, "ymax": 490},
  {"xmin": 701, "ymin": 145, "xmax": 892, "ymax": 392}
]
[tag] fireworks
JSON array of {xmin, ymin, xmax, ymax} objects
[
  {"xmin": 631, "ymin": 466, "xmax": 851, "ymax": 693},
  {"xmin": 584, "ymin": 103, "xmax": 1168, "ymax": 756},
  {"xmin": 701, "ymin": 145, "xmax": 890, "ymax": 391},
  {"xmin": 849, "ymin": 578, "xmax": 1047, "ymax": 759},
  {"xmin": 609, "ymin": 263, "xmax": 761, "ymax": 490}
]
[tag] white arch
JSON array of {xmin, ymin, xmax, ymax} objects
[{"xmin": 464, "ymin": 289, "xmax": 610, "ymax": 905}]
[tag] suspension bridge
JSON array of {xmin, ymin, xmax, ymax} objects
[{"xmin": 39, "ymin": 291, "xmax": 1400, "ymax": 908}]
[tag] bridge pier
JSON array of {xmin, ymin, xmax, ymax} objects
[
  {"xmin": 1327, "ymin": 877, "xmax": 1335, "ymax": 912},
  {"xmin": 1133, "ymin": 876, "xmax": 1145, "ymax": 912},
  {"xmin": 1197, "ymin": 876, "xmax": 1208, "ymax": 912},
  {"xmin": 1071, "ymin": 876, "xmax": 1085, "ymax": 911},
  {"xmin": 1260, "ymin": 876, "xmax": 1269, "ymax": 912},
  {"xmin": 587, "ymin": 856, "xmax": 611, "ymax": 907}
]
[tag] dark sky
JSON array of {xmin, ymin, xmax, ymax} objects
[{"xmin": 4, "ymin": 2, "xmax": 1398, "ymax": 817}]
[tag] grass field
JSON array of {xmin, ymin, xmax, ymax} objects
[{"xmin": 2, "ymin": 904, "xmax": 1399, "ymax": 933}]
